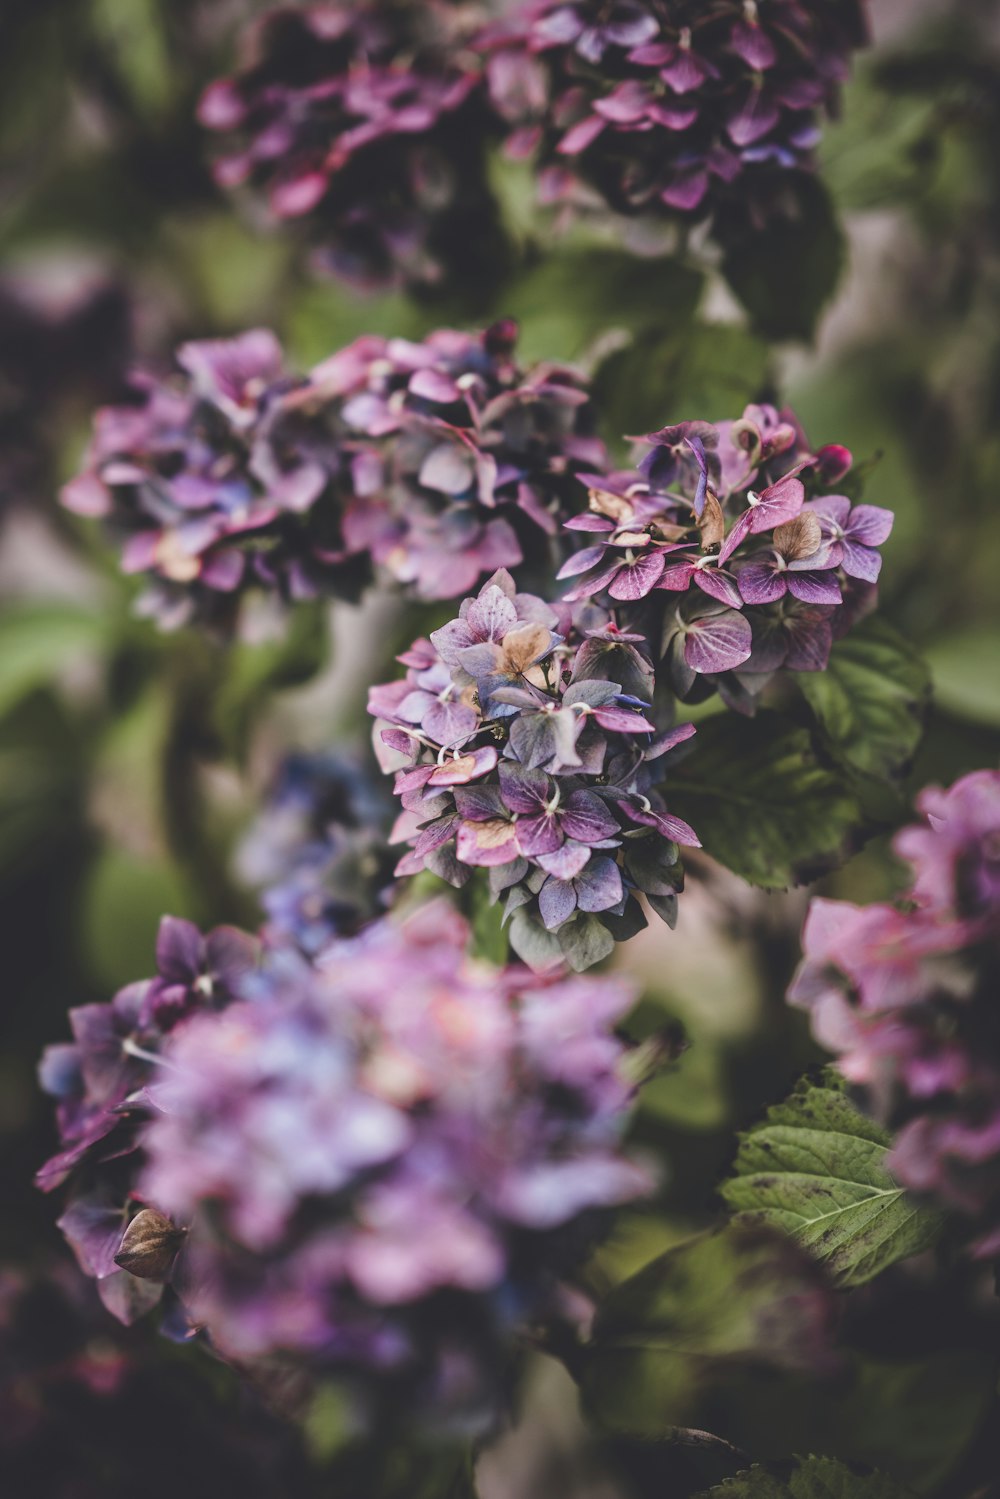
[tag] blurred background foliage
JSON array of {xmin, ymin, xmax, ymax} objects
[{"xmin": 1, "ymin": 1, "xmax": 999, "ymax": 1495}]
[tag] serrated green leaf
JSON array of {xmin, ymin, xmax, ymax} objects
[
  {"xmin": 796, "ymin": 619, "xmax": 931, "ymax": 782},
  {"xmin": 667, "ymin": 713, "xmax": 862, "ymax": 889},
  {"xmin": 693, "ymin": 1455, "xmax": 915, "ymax": 1499},
  {"xmin": 721, "ymin": 1073, "xmax": 942, "ymax": 1286},
  {"xmin": 578, "ymin": 1223, "xmax": 831, "ymax": 1437}
]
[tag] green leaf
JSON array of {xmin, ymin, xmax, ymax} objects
[
  {"xmin": 578, "ymin": 1223, "xmax": 831, "ymax": 1437},
  {"xmin": 925, "ymin": 626, "xmax": 1000, "ymax": 728},
  {"xmin": 0, "ymin": 603, "xmax": 108, "ymax": 720},
  {"xmin": 721, "ymin": 177, "xmax": 846, "ymax": 342},
  {"xmin": 693, "ymin": 1456, "xmax": 915, "ymax": 1499},
  {"xmin": 594, "ymin": 322, "xmax": 771, "ymax": 454},
  {"xmin": 508, "ymin": 908, "xmax": 564, "ymax": 972},
  {"xmin": 796, "ymin": 619, "xmax": 931, "ymax": 782},
  {"xmin": 213, "ymin": 601, "xmax": 329, "ymax": 760},
  {"xmin": 502, "ymin": 249, "xmax": 704, "ymax": 365},
  {"xmin": 557, "ymin": 911, "xmax": 615, "ymax": 971},
  {"xmin": 667, "ymin": 712, "xmax": 862, "ymax": 888},
  {"xmin": 720, "ymin": 1072, "xmax": 942, "ymax": 1286}
]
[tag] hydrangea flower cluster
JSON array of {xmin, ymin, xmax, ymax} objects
[
  {"xmin": 36, "ymin": 917, "xmax": 260, "ymax": 1323},
  {"xmin": 369, "ymin": 567, "xmax": 698, "ymax": 970},
  {"xmin": 235, "ymin": 751, "xmax": 396, "ymax": 954},
  {"xmin": 62, "ymin": 322, "xmax": 602, "ymax": 628},
  {"xmin": 198, "ymin": 2, "xmax": 498, "ymax": 289},
  {"xmin": 38, "ymin": 903, "xmax": 650, "ymax": 1429},
  {"xmin": 788, "ymin": 770, "xmax": 1000, "ymax": 1257},
  {"xmin": 556, "ymin": 403, "xmax": 891, "ymax": 710},
  {"xmin": 483, "ymin": 0, "xmax": 869, "ymax": 232}
]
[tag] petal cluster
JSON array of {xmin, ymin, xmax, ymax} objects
[
  {"xmin": 556, "ymin": 404, "xmax": 890, "ymax": 710},
  {"xmin": 370, "ymin": 567, "xmax": 698, "ymax": 969},
  {"xmin": 483, "ymin": 0, "xmax": 868, "ymax": 231},
  {"xmin": 39, "ymin": 904, "xmax": 651, "ymax": 1427},
  {"xmin": 62, "ymin": 322, "xmax": 603, "ymax": 627},
  {"xmin": 235, "ymin": 751, "xmax": 396, "ymax": 954},
  {"xmin": 788, "ymin": 770, "xmax": 1000, "ymax": 1255},
  {"xmin": 199, "ymin": 2, "xmax": 497, "ymax": 289}
]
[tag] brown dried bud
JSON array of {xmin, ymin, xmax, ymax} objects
[
  {"xmin": 773, "ymin": 511, "xmax": 822, "ymax": 562},
  {"xmin": 698, "ymin": 489, "xmax": 726, "ymax": 553},
  {"xmin": 114, "ymin": 1208, "xmax": 185, "ymax": 1281},
  {"xmin": 588, "ymin": 485, "xmax": 634, "ymax": 524}
]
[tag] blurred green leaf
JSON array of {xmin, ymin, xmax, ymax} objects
[
  {"xmin": 641, "ymin": 1039, "xmax": 729, "ymax": 1132},
  {"xmin": 797, "ymin": 619, "xmax": 931, "ymax": 782},
  {"xmin": 578, "ymin": 1223, "xmax": 830, "ymax": 1437},
  {"xmin": 502, "ymin": 249, "xmax": 704, "ymax": 365},
  {"xmin": 721, "ymin": 178, "xmax": 845, "ymax": 343},
  {"xmin": 721, "ymin": 1072, "xmax": 942, "ymax": 1286},
  {"xmin": 81, "ymin": 844, "xmax": 192, "ymax": 992},
  {"xmin": 925, "ymin": 626, "xmax": 1000, "ymax": 728},
  {"xmin": 214, "ymin": 602, "xmax": 329, "ymax": 760},
  {"xmin": 693, "ymin": 1456, "xmax": 914, "ymax": 1499},
  {"xmin": 668, "ymin": 713, "xmax": 862, "ymax": 889},
  {"xmin": 0, "ymin": 602, "xmax": 107, "ymax": 720}
]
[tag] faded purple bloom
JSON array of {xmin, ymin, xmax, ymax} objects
[
  {"xmin": 788, "ymin": 770, "xmax": 1000, "ymax": 1256},
  {"xmin": 481, "ymin": 0, "xmax": 869, "ymax": 238},
  {"xmin": 63, "ymin": 322, "xmax": 604, "ymax": 625},
  {"xmin": 557, "ymin": 403, "xmax": 883, "ymax": 708},
  {"xmin": 369, "ymin": 570, "xmax": 698, "ymax": 966},
  {"xmin": 235, "ymin": 751, "xmax": 396, "ymax": 953},
  {"xmin": 56, "ymin": 903, "xmax": 648, "ymax": 1428},
  {"xmin": 199, "ymin": 2, "xmax": 501, "ymax": 290}
]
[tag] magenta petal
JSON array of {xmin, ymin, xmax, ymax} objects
[
  {"xmin": 647, "ymin": 809, "xmax": 701, "ymax": 847},
  {"xmin": 557, "ymin": 544, "xmax": 610, "ymax": 580},
  {"xmin": 695, "ymin": 568, "xmax": 743, "ymax": 608},
  {"xmin": 516, "ymin": 812, "xmax": 563, "ymax": 856},
  {"xmin": 751, "ymin": 475, "xmax": 805, "ymax": 532},
  {"xmin": 684, "ymin": 610, "xmax": 753, "ymax": 674},
  {"xmin": 558, "ymin": 115, "xmax": 606, "ymax": 155},
  {"xmin": 738, "ymin": 562, "xmax": 786, "ymax": 605},
  {"xmin": 564, "ymin": 513, "xmax": 615, "ymax": 532},
  {"xmin": 787, "ymin": 571, "xmax": 843, "ymax": 605},
  {"xmin": 408, "ymin": 368, "xmax": 460, "ymax": 404},
  {"xmin": 661, "ymin": 169, "xmax": 709, "ymax": 211},
  {"xmin": 156, "ymin": 916, "xmax": 202, "ymax": 982},
  {"xmin": 658, "ymin": 560, "xmax": 696, "ymax": 591},
  {"xmin": 804, "ymin": 494, "xmax": 851, "ymax": 529},
  {"xmin": 592, "ymin": 704, "xmax": 655, "ymax": 733},
  {"xmin": 608, "ymin": 549, "xmax": 666, "ymax": 601}
]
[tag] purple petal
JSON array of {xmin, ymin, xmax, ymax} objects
[
  {"xmin": 574, "ymin": 856, "xmax": 623, "ymax": 914},
  {"xmin": 565, "ymin": 514, "xmax": 615, "ymax": 532},
  {"xmin": 58, "ymin": 1196, "xmax": 126, "ymax": 1279},
  {"xmin": 536, "ymin": 841, "xmax": 592, "ymax": 880},
  {"xmin": 456, "ymin": 818, "xmax": 520, "ymax": 867},
  {"xmin": 591, "ymin": 704, "xmax": 655, "ymax": 733},
  {"xmin": 558, "ymin": 115, "xmax": 606, "ymax": 155},
  {"xmin": 560, "ymin": 789, "xmax": 620, "ymax": 844},
  {"xmin": 497, "ymin": 762, "xmax": 549, "ymax": 814},
  {"xmin": 738, "ymin": 562, "xmax": 786, "ymax": 605},
  {"xmin": 155, "ymin": 917, "xmax": 202, "ymax": 983},
  {"xmin": 846, "ymin": 504, "xmax": 894, "ymax": 547},
  {"xmin": 424, "ymin": 699, "xmax": 479, "ymax": 745},
  {"xmin": 557, "ymin": 545, "xmax": 611, "ymax": 580},
  {"xmin": 465, "ymin": 584, "xmax": 518, "ymax": 642},
  {"xmin": 408, "ymin": 368, "xmax": 460, "ymax": 404},
  {"xmin": 784, "ymin": 612, "xmax": 834, "ymax": 672},
  {"xmin": 418, "ymin": 443, "xmax": 475, "ymax": 496},
  {"xmin": 840, "ymin": 539, "xmax": 882, "ymax": 582},
  {"xmin": 787, "ymin": 571, "xmax": 843, "ymax": 605},
  {"xmin": 608, "ymin": 549, "xmax": 666, "ymax": 601},
  {"xmin": 752, "ymin": 475, "xmax": 805, "ymax": 531},
  {"xmin": 695, "ymin": 567, "xmax": 744, "ymax": 608},
  {"xmin": 538, "ymin": 877, "xmax": 578, "ymax": 931},
  {"xmin": 684, "ymin": 610, "xmax": 753, "ymax": 674},
  {"xmin": 804, "ymin": 494, "xmax": 851, "ymax": 529},
  {"xmin": 516, "ymin": 812, "xmax": 564, "ymax": 856}
]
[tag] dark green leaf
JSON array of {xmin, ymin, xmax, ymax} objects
[
  {"xmin": 721, "ymin": 1072, "xmax": 942, "ymax": 1286},
  {"xmin": 578, "ymin": 1223, "xmax": 832, "ymax": 1437},
  {"xmin": 693, "ymin": 1455, "xmax": 915, "ymax": 1499},
  {"xmin": 668, "ymin": 712, "xmax": 862, "ymax": 888},
  {"xmin": 796, "ymin": 619, "xmax": 931, "ymax": 782},
  {"xmin": 557, "ymin": 911, "xmax": 615, "ymax": 972},
  {"xmin": 721, "ymin": 177, "xmax": 846, "ymax": 342}
]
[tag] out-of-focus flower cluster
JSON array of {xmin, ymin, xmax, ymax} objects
[
  {"xmin": 39, "ymin": 903, "xmax": 651, "ymax": 1428},
  {"xmin": 788, "ymin": 770, "xmax": 1000, "ymax": 1257},
  {"xmin": 370, "ymin": 567, "xmax": 698, "ymax": 969},
  {"xmin": 557, "ymin": 403, "xmax": 891, "ymax": 711},
  {"xmin": 199, "ymin": 1, "xmax": 500, "ymax": 290},
  {"xmin": 62, "ymin": 322, "xmax": 603, "ymax": 628},
  {"xmin": 235, "ymin": 751, "xmax": 396, "ymax": 954},
  {"xmin": 483, "ymin": 0, "xmax": 869, "ymax": 234}
]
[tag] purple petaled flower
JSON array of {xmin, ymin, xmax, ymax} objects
[
  {"xmin": 63, "ymin": 322, "xmax": 605, "ymax": 626},
  {"xmin": 788, "ymin": 770, "xmax": 1000, "ymax": 1256},
  {"xmin": 555, "ymin": 402, "xmax": 888, "ymax": 709},
  {"xmin": 369, "ymin": 569, "xmax": 698, "ymax": 968},
  {"xmin": 235, "ymin": 751, "xmax": 396, "ymax": 953},
  {"xmin": 41, "ymin": 902, "xmax": 652, "ymax": 1430},
  {"xmin": 36, "ymin": 917, "xmax": 260, "ymax": 1324},
  {"xmin": 199, "ymin": 2, "xmax": 501, "ymax": 290},
  {"xmin": 480, "ymin": 0, "xmax": 869, "ymax": 239}
]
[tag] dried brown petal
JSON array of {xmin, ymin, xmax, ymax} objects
[
  {"xmin": 698, "ymin": 490, "xmax": 726, "ymax": 552},
  {"xmin": 773, "ymin": 512, "xmax": 822, "ymax": 562},
  {"xmin": 588, "ymin": 486, "xmax": 634, "ymax": 524},
  {"xmin": 114, "ymin": 1208, "xmax": 185, "ymax": 1281}
]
